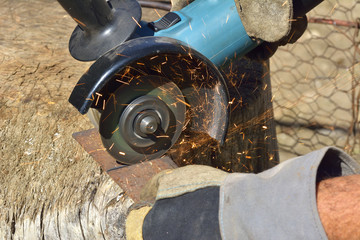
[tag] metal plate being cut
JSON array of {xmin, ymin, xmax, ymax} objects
[{"xmin": 72, "ymin": 128, "xmax": 177, "ymax": 202}]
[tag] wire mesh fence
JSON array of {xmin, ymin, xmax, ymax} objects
[{"xmin": 270, "ymin": 0, "xmax": 360, "ymax": 159}]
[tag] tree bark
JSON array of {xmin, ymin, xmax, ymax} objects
[{"xmin": 0, "ymin": 176, "xmax": 133, "ymax": 240}]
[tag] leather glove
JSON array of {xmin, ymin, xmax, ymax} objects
[
  {"xmin": 170, "ymin": 0, "xmax": 308, "ymax": 61},
  {"xmin": 126, "ymin": 165, "xmax": 228, "ymax": 240},
  {"xmin": 125, "ymin": 147, "xmax": 360, "ymax": 240}
]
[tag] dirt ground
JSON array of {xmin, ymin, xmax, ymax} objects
[{"xmin": 0, "ymin": 0, "xmax": 359, "ymax": 239}]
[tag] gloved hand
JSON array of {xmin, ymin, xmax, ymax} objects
[
  {"xmin": 125, "ymin": 165, "xmax": 228, "ymax": 240},
  {"xmin": 125, "ymin": 147, "xmax": 360, "ymax": 240},
  {"xmin": 171, "ymin": 0, "xmax": 308, "ymax": 61}
]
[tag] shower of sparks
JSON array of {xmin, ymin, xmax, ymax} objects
[{"xmin": 94, "ymin": 51, "xmax": 278, "ymax": 169}]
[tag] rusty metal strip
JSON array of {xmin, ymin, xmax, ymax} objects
[
  {"xmin": 308, "ymin": 17, "xmax": 360, "ymax": 29},
  {"xmin": 73, "ymin": 128, "xmax": 177, "ymax": 202}
]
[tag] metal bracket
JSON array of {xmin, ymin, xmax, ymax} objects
[{"xmin": 72, "ymin": 128, "xmax": 177, "ymax": 202}]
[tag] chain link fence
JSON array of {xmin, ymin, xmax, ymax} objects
[{"xmin": 270, "ymin": 0, "xmax": 360, "ymax": 159}]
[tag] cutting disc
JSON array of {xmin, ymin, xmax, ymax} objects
[{"xmin": 99, "ymin": 75, "xmax": 186, "ymax": 164}]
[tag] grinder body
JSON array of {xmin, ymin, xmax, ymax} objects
[
  {"xmin": 147, "ymin": 0, "xmax": 258, "ymax": 65},
  {"xmin": 60, "ymin": 0, "xmax": 322, "ymax": 164}
]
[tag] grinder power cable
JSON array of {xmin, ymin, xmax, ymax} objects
[{"xmin": 57, "ymin": 0, "xmax": 323, "ymax": 165}]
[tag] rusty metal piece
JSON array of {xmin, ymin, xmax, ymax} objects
[
  {"xmin": 73, "ymin": 128, "xmax": 177, "ymax": 202},
  {"xmin": 308, "ymin": 17, "xmax": 360, "ymax": 29}
]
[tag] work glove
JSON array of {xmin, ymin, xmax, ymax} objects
[
  {"xmin": 125, "ymin": 147, "xmax": 360, "ymax": 239},
  {"xmin": 171, "ymin": 0, "xmax": 308, "ymax": 61},
  {"xmin": 126, "ymin": 165, "xmax": 227, "ymax": 239}
]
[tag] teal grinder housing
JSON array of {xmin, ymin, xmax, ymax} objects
[{"xmin": 58, "ymin": 0, "xmax": 322, "ymax": 164}]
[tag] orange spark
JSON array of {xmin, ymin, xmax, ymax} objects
[
  {"xmin": 86, "ymin": 94, "xmax": 95, "ymax": 101},
  {"xmin": 150, "ymin": 55, "xmax": 159, "ymax": 60},
  {"xmin": 88, "ymin": 148, "xmax": 106, "ymax": 154},
  {"xmin": 176, "ymin": 97, "xmax": 191, "ymax": 107},
  {"xmin": 154, "ymin": 9, "xmax": 161, "ymax": 18},
  {"xmin": 132, "ymin": 16, "xmax": 142, "ymax": 28},
  {"xmin": 73, "ymin": 18, "xmax": 86, "ymax": 28},
  {"xmin": 116, "ymin": 53, "xmax": 129, "ymax": 57},
  {"xmin": 111, "ymin": 127, "xmax": 119, "ymax": 134},
  {"xmin": 330, "ymin": 3, "xmax": 338, "ymax": 15},
  {"xmin": 271, "ymin": 94, "xmax": 275, "ymax": 102},
  {"xmin": 95, "ymin": 94, "xmax": 100, "ymax": 106},
  {"xmin": 116, "ymin": 79, "xmax": 130, "ymax": 85},
  {"xmin": 101, "ymin": 111, "xmax": 113, "ymax": 123},
  {"xmin": 109, "ymin": 143, "xmax": 114, "ymax": 151}
]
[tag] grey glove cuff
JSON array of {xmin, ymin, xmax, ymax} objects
[
  {"xmin": 219, "ymin": 147, "xmax": 360, "ymax": 240},
  {"xmin": 235, "ymin": 0, "xmax": 293, "ymax": 42}
]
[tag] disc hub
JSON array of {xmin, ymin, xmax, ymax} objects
[
  {"xmin": 139, "ymin": 115, "xmax": 158, "ymax": 135},
  {"xmin": 133, "ymin": 110, "xmax": 162, "ymax": 138},
  {"xmin": 120, "ymin": 96, "xmax": 171, "ymax": 148}
]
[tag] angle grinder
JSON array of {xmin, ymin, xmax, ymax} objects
[{"xmin": 57, "ymin": 0, "xmax": 323, "ymax": 164}]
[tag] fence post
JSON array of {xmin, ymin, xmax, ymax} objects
[
  {"xmin": 170, "ymin": 58, "xmax": 279, "ymax": 173},
  {"xmin": 215, "ymin": 58, "xmax": 279, "ymax": 173}
]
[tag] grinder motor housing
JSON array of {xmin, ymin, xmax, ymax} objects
[{"xmin": 59, "ymin": 0, "xmax": 323, "ymax": 164}]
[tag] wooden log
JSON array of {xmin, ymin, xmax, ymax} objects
[
  {"xmin": 0, "ymin": 176, "xmax": 133, "ymax": 240},
  {"xmin": 217, "ymin": 58, "xmax": 279, "ymax": 173}
]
